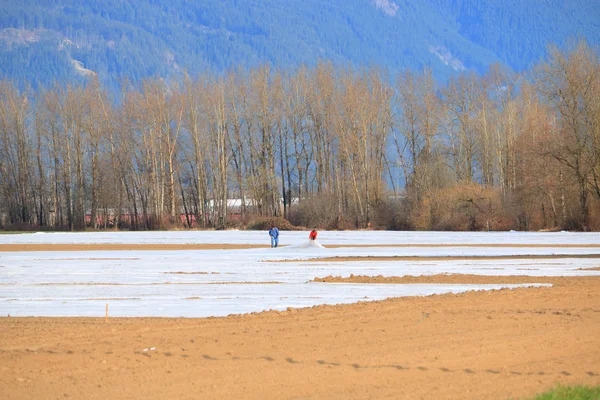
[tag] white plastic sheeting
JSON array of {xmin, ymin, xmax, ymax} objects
[{"xmin": 1, "ymin": 231, "xmax": 598, "ymax": 317}]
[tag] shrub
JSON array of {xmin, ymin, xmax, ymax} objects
[
  {"xmin": 426, "ymin": 184, "xmax": 509, "ymax": 231},
  {"xmin": 287, "ymin": 194, "xmax": 340, "ymax": 229},
  {"xmin": 224, "ymin": 217, "xmax": 244, "ymax": 230},
  {"xmin": 372, "ymin": 198, "xmax": 412, "ymax": 230},
  {"xmin": 246, "ymin": 216, "xmax": 295, "ymax": 230},
  {"xmin": 531, "ymin": 385, "xmax": 600, "ymax": 400}
]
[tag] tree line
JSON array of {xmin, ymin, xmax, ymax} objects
[{"xmin": 0, "ymin": 40, "xmax": 598, "ymax": 231}]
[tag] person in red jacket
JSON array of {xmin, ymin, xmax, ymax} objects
[{"xmin": 309, "ymin": 229, "xmax": 318, "ymax": 241}]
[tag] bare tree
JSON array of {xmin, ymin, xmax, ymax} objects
[
  {"xmin": 395, "ymin": 68, "xmax": 441, "ymax": 202},
  {"xmin": 205, "ymin": 75, "xmax": 231, "ymax": 228},
  {"xmin": 442, "ymin": 72, "xmax": 483, "ymax": 183},
  {"xmin": 0, "ymin": 82, "xmax": 34, "ymax": 226},
  {"xmin": 536, "ymin": 40, "xmax": 600, "ymax": 229}
]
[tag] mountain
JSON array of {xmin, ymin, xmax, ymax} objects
[{"xmin": 1, "ymin": 0, "xmax": 598, "ymax": 90}]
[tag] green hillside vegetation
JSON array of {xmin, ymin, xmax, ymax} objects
[
  {"xmin": 0, "ymin": 0, "xmax": 598, "ymax": 90},
  {"xmin": 430, "ymin": 0, "xmax": 600, "ymax": 70}
]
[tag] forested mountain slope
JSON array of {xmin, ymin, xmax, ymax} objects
[{"xmin": 1, "ymin": 0, "xmax": 598, "ymax": 90}]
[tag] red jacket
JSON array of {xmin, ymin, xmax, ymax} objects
[{"xmin": 309, "ymin": 230, "xmax": 318, "ymax": 240}]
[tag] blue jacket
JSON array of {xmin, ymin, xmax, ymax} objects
[{"xmin": 269, "ymin": 227, "xmax": 279, "ymax": 238}]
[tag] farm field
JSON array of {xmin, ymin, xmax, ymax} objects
[{"xmin": 1, "ymin": 230, "xmax": 600, "ymax": 399}]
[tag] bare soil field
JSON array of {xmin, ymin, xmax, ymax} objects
[
  {"xmin": 311, "ymin": 273, "xmax": 594, "ymax": 285},
  {"xmin": 1, "ymin": 279, "xmax": 599, "ymax": 399},
  {"xmin": 1, "ymin": 243, "xmax": 599, "ymax": 399}
]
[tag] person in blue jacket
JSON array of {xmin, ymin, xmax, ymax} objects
[{"xmin": 268, "ymin": 225, "xmax": 280, "ymax": 248}]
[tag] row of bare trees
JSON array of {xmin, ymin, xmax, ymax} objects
[{"xmin": 0, "ymin": 40, "xmax": 598, "ymax": 231}]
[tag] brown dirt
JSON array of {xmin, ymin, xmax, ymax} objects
[
  {"xmin": 2, "ymin": 277, "xmax": 599, "ymax": 400},
  {"xmin": 311, "ymin": 273, "xmax": 587, "ymax": 285}
]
